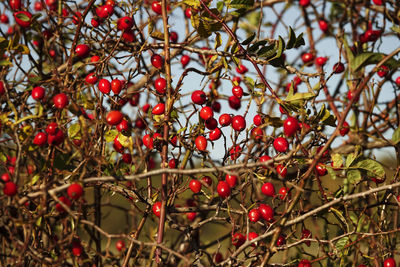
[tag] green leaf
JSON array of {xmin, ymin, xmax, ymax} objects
[
  {"xmin": 335, "ymin": 236, "xmax": 349, "ymax": 251},
  {"xmin": 268, "ymin": 36, "xmax": 285, "ymax": 61},
  {"xmin": 241, "ymin": 32, "xmax": 256, "ymax": 46},
  {"xmin": 247, "ymin": 40, "xmax": 268, "ymax": 53},
  {"xmin": 315, "ymin": 104, "xmax": 336, "ymax": 127},
  {"xmin": 16, "ymin": 12, "xmax": 30, "ymax": 22},
  {"xmin": 150, "ymin": 31, "xmax": 164, "ymax": 41},
  {"xmin": 257, "ymin": 43, "xmax": 275, "ymax": 58},
  {"xmin": 286, "ymin": 27, "xmax": 296, "ymax": 49},
  {"xmin": 117, "ymin": 134, "xmax": 130, "ymax": 147},
  {"xmin": 346, "ymin": 169, "xmax": 361, "ymax": 184},
  {"xmin": 345, "ymin": 152, "xmax": 357, "ymax": 167},
  {"xmin": 331, "ymin": 153, "xmax": 343, "ymax": 169},
  {"xmin": 0, "ymin": 60, "xmax": 12, "ymax": 66},
  {"xmin": 68, "ymin": 123, "xmax": 80, "ymax": 139},
  {"xmin": 0, "ymin": 37, "xmax": 9, "ymax": 50},
  {"xmin": 294, "ymin": 32, "xmax": 305, "ymax": 48},
  {"xmin": 326, "ymin": 166, "xmax": 337, "ymax": 180},
  {"xmin": 183, "ymin": 0, "xmax": 200, "ymax": 8},
  {"xmin": 355, "ymin": 159, "xmax": 385, "ymax": 180},
  {"xmin": 230, "ymin": 0, "xmax": 254, "ymax": 10},
  {"xmin": 105, "ymin": 129, "xmax": 118, "ymax": 143},
  {"xmin": 214, "ymin": 32, "xmax": 222, "ymax": 49},
  {"xmin": 191, "ymin": 9, "xmax": 222, "ymax": 38},
  {"xmin": 391, "ymin": 25, "xmax": 400, "ymax": 34},
  {"xmin": 31, "ymin": 174, "xmax": 40, "ymax": 185},
  {"xmin": 264, "ymin": 115, "xmax": 283, "ymax": 127},
  {"xmin": 285, "ymin": 92, "xmax": 314, "ymax": 104},
  {"xmin": 392, "ymin": 128, "xmax": 400, "ymax": 144},
  {"xmin": 351, "ymin": 52, "xmax": 400, "ymax": 72}
]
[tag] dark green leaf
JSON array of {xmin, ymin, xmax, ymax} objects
[
  {"xmin": 257, "ymin": 43, "xmax": 275, "ymax": 58},
  {"xmin": 230, "ymin": 0, "xmax": 254, "ymax": 9},
  {"xmin": 241, "ymin": 32, "xmax": 256, "ymax": 46},
  {"xmin": 294, "ymin": 32, "xmax": 305, "ymax": 48},
  {"xmin": 286, "ymin": 27, "xmax": 296, "ymax": 49},
  {"xmin": 268, "ymin": 36, "xmax": 285, "ymax": 61},
  {"xmin": 351, "ymin": 52, "xmax": 400, "ymax": 72},
  {"xmin": 248, "ymin": 40, "xmax": 268, "ymax": 53},
  {"xmin": 335, "ymin": 236, "xmax": 349, "ymax": 251}
]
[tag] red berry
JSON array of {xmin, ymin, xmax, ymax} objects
[
  {"xmin": 98, "ymin": 79, "xmax": 111, "ymax": 94},
  {"xmin": 372, "ymin": 0, "xmax": 383, "ymax": 5},
  {"xmin": 340, "ymin": 121, "xmax": 350, "ymax": 136},
  {"xmin": 301, "ymin": 228, "xmax": 312, "ymax": 246},
  {"xmin": 122, "ymin": 29, "xmax": 136, "ymax": 42},
  {"xmin": 53, "ymin": 93, "xmax": 69, "ymax": 109},
  {"xmin": 151, "ymin": 1, "xmax": 162, "ymax": 14},
  {"xmin": 1, "ymin": 14, "xmax": 10, "ymax": 24},
  {"xmin": 276, "ymin": 165, "xmax": 287, "ymax": 178},
  {"xmin": 9, "ymin": 0, "xmax": 21, "ymax": 10},
  {"xmin": 217, "ymin": 181, "xmax": 230, "ymax": 198},
  {"xmin": 276, "ymin": 235, "xmax": 286, "ymax": 246},
  {"xmin": 91, "ymin": 18, "xmax": 100, "ymax": 28},
  {"xmin": 248, "ymin": 208, "xmax": 261, "ymax": 222},
  {"xmin": 377, "ymin": 65, "xmax": 389, "ymax": 77},
  {"xmin": 259, "ymin": 155, "xmax": 272, "ymax": 169},
  {"xmin": 181, "ymin": 55, "xmax": 190, "ymax": 68},
  {"xmin": 231, "ymin": 115, "xmax": 246, "ymax": 132},
  {"xmin": 251, "ymin": 127, "xmax": 264, "ymax": 140},
  {"xmin": 142, "ymin": 134, "xmax": 154, "ymax": 149},
  {"xmin": 232, "ymin": 76, "xmax": 241, "ymax": 85},
  {"xmin": 122, "ymin": 153, "xmax": 132, "ymax": 164},
  {"xmin": 33, "ymin": 132, "xmax": 47, "ymax": 146},
  {"xmin": 315, "ymin": 56, "xmax": 328, "ymax": 66},
  {"xmin": 85, "ymin": 73, "xmax": 98, "ymax": 85},
  {"xmin": 253, "ymin": 114, "xmax": 263, "ymax": 126},
  {"xmin": 248, "ymin": 232, "xmax": 258, "ymax": 246},
  {"xmin": 1, "ymin": 173, "xmax": 10, "ymax": 182},
  {"xmin": 170, "ymin": 31, "xmax": 178, "ymax": 43},
  {"xmin": 115, "ymin": 240, "xmax": 125, "ymax": 251},
  {"xmin": 117, "ymin": 119, "xmax": 130, "ymax": 132},
  {"xmin": 154, "ymin": 77, "xmax": 166, "ymax": 94},
  {"xmin": 189, "ymin": 179, "xmax": 202, "ymax": 193},
  {"xmin": 236, "ymin": 64, "xmax": 248, "ymax": 74},
  {"xmin": 395, "ymin": 76, "xmax": 400, "ymax": 86},
  {"xmin": 205, "ymin": 118, "xmax": 218, "ymax": 130},
  {"xmin": 301, "ymin": 52, "xmax": 314, "ymax": 64},
  {"xmin": 278, "ymin": 186, "xmax": 290, "ymax": 200},
  {"xmin": 91, "ymin": 55, "xmax": 100, "ymax": 63},
  {"xmin": 47, "ymin": 129, "xmax": 64, "ymax": 146},
  {"xmin": 229, "ymin": 145, "xmax": 242, "ymax": 160},
  {"xmin": 111, "ymin": 79, "xmax": 123, "ymax": 95},
  {"xmin": 117, "ymin": 16, "xmax": 133, "ymax": 30},
  {"xmin": 186, "ymin": 212, "xmax": 196, "ymax": 221},
  {"xmin": 184, "ymin": 8, "xmax": 193, "ymax": 18},
  {"xmin": 152, "ymin": 103, "xmax": 165, "ymax": 115},
  {"xmin": 209, "ymin": 127, "xmax": 222, "ymax": 141},
  {"xmin": 258, "ymin": 203, "xmax": 274, "ymax": 221},
  {"xmin": 55, "ymin": 196, "xmax": 71, "ymax": 212},
  {"xmin": 195, "ymin": 136, "xmax": 207, "ymax": 151},
  {"xmin": 0, "ymin": 81, "xmax": 4, "ymax": 95},
  {"xmin": 219, "ymin": 113, "xmax": 232, "ymax": 127},
  {"xmin": 315, "ymin": 163, "xmax": 327, "ymax": 176},
  {"xmin": 75, "ymin": 44, "xmax": 90, "ymax": 58},
  {"xmin": 202, "ymin": 176, "xmax": 212, "ymax": 186},
  {"xmin": 168, "ymin": 158, "xmax": 177, "ymax": 168},
  {"xmin": 232, "ymin": 233, "xmax": 245, "ymax": 248},
  {"xmin": 106, "ymin": 110, "xmax": 123, "ymax": 126},
  {"xmin": 284, "ymin": 117, "xmax": 299, "ymax": 137},
  {"xmin": 191, "ymin": 90, "xmax": 207, "ymax": 105},
  {"xmin": 151, "ymin": 54, "xmax": 164, "ymax": 69},
  {"xmin": 298, "ymin": 259, "xmax": 311, "ymax": 267},
  {"xmin": 319, "ymin": 19, "xmax": 329, "ymax": 32},
  {"xmin": 383, "ymin": 258, "xmax": 396, "ymax": 267},
  {"xmin": 299, "ymin": 0, "xmax": 310, "ymax": 7},
  {"xmin": 273, "ymin": 137, "xmax": 289, "ymax": 153},
  {"xmin": 67, "ymin": 183, "xmax": 84, "ymax": 200},
  {"xmin": 3, "ymin": 181, "xmax": 17, "ymax": 196},
  {"xmin": 72, "ymin": 240, "xmax": 83, "ymax": 256},
  {"xmin": 333, "ymin": 62, "xmax": 345, "ymax": 73},
  {"xmin": 14, "ymin": 11, "xmax": 32, "ymax": 28},
  {"xmin": 347, "ymin": 90, "xmax": 359, "ymax": 101},
  {"xmin": 214, "ymin": 252, "xmax": 223, "ymax": 263},
  {"xmin": 152, "ymin": 201, "xmax": 162, "ymax": 217},
  {"xmin": 96, "ymin": 4, "xmax": 114, "ymax": 18},
  {"xmin": 72, "ymin": 12, "xmax": 82, "ymax": 25},
  {"xmin": 261, "ymin": 182, "xmax": 275, "ymax": 197},
  {"xmin": 211, "ymin": 101, "xmax": 221, "ymax": 113},
  {"xmin": 225, "ymin": 174, "xmax": 237, "ymax": 188},
  {"xmin": 31, "ymin": 86, "xmax": 45, "ymax": 101},
  {"xmin": 232, "ymin": 86, "xmax": 243, "ymax": 99},
  {"xmin": 228, "ymin": 95, "xmax": 241, "ymax": 110},
  {"xmin": 200, "ymin": 106, "xmax": 213, "ymax": 121}
]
